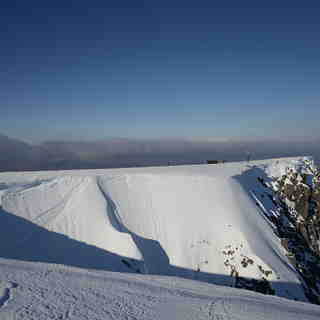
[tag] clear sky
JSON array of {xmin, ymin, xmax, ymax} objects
[{"xmin": 1, "ymin": 1, "xmax": 320, "ymax": 142}]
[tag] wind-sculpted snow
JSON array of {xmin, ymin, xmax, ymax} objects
[
  {"xmin": 0, "ymin": 176, "xmax": 142, "ymax": 272},
  {"xmin": 0, "ymin": 156, "xmax": 315, "ymax": 308}
]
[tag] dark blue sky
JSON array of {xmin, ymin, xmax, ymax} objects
[{"xmin": 1, "ymin": 1, "xmax": 320, "ymax": 142}]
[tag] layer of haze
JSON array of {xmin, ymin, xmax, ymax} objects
[
  {"xmin": 0, "ymin": 133, "xmax": 319, "ymax": 172},
  {"xmin": 1, "ymin": 1, "xmax": 320, "ymax": 142}
]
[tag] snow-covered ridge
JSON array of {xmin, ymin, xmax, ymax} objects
[
  {"xmin": 1, "ymin": 156, "xmax": 320, "ymax": 318},
  {"xmin": 0, "ymin": 157, "xmax": 318, "ymax": 309}
]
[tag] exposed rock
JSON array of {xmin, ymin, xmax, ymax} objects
[{"xmin": 267, "ymin": 160, "xmax": 320, "ymax": 303}]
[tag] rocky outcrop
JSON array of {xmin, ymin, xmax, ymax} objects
[
  {"xmin": 268, "ymin": 161, "xmax": 320, "ymax": 304},
  {"xmin": 276, "ymin": 166, "xmax": 320, "ymax": 256}
]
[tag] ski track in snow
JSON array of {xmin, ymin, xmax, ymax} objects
[
  {"xmin": 208, "ymin": 299, "xmax": 231, "ymax": 320},
  {"xmin": 0, "ymin": 177, "xmax": 87, "ymax": 254}
]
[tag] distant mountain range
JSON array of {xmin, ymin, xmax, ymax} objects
[
  {"xmin": 0, "ymin": 134, "xmax": 50, "ymax": 171},
  {"xmin": 0, "ymin": 133, "xmax": 319, "ymax": 172}
]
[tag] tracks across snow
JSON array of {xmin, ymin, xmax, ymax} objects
[
  {"xmin": 0, "ymin": 177, "xmax": 88, "ymax": 253},
  {"xmin": 0, "ymin": 281, "xmax": 18, "ymax": 309},
  {"xmin": 1, "ymin": 259, "xmax": 320, "ymax": 320},
  {"xmin": 208, "ymin": 299, "xmax": 232, "ymax": 320},
  {"xmin": 2, "ymin": 176, "xmax": 87, "ymax": 227}
]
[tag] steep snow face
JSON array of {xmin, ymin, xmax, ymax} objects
[
  {"xmin": 97, "ymin": 171, "xmax": 305, "ymax": 300},
  {"xmin": 98, "ymin": 175, "xmax": 265, "ymax": 271},
  {"xmin": 0, "ymin": 157, "xmax": 312, "ymax": 302}
]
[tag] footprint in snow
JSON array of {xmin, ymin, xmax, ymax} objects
[{"xmin": 0, "ymin": 281, "xmax": 18, "ymax": 309}]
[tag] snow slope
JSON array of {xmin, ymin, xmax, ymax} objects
[
  {"xmin": 0, "ymin": 156, "xmax": 319, "ymax": 318},
  {"xmin": 0, "ymin": 258, "xmax": 319, "ymax": 320}
]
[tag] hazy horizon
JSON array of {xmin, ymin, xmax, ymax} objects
[
  {"xmin": 3, "ymin": 130, "xmax": 320, "ymax": 146},
  {"xmin": 0, "ymin": 132, "xmax": 319, "ymax": 172}
]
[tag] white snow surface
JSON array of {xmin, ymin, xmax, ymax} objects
[
  {"xmin": 1, "ymin": 258, "xmax": 320, "ymax": 320},
  {"xmin": 0, "ymin": 156, "xmax": 320, "ymax": 319}
]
